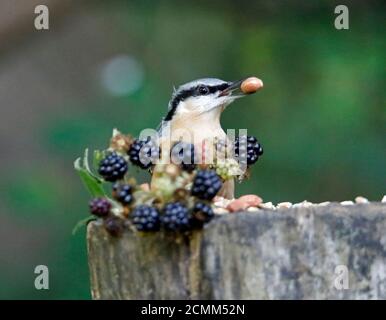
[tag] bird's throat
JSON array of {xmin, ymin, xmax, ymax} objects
[{"xmin": 169, "ymin": 113, "xmax": 226, "ymax": 144}]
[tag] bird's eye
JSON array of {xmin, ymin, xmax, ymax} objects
[{"xmin": 197, "ymin": 85, "xmax": 210, "ymax": 95}]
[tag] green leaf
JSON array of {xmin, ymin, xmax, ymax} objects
[
  {"xmin": 83, "ymin": 148, "xmax": 92, "ymax": 173},
  {"xmin": 83, "ymin": 148, "xmax": 102, "ymax": 181},
  {"xmin": 74, "ymin": 157, "xmax": 106, "ymax": 197},
  {"xmin": 93, "ymin": 149, "xmax": 104, "ymax": 173},
  {"xmin": 72, "ymin": 216, "xmax": 96, "ymax": 235}
]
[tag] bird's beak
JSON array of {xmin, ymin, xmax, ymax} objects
[
  {"xmin": 219, "ymin": 79, "xmax": 244, "ymax": 96},
  {"xmin": 219, "ymin": 77, "xmax": 263, "ymax": 97}
]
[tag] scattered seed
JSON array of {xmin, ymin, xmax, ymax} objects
[
  {"xmin": 247, "ymin": 207, "xmax": 259, "ymax": 212},
  {"xmin": 213, "ymin": 207, "xmax": 229, "ymax": 215},
  {"xmin": 292, "ymin": 201, "xmax": 313, "ymax": 208},
  {"xmin": 258, "ymin": 202, "xmax": 276, "ymax": 210},
  {"xmin": 277, "ymin": 202, "xmax": 292, "ymax": 210},
  {"xmin": 214, "ymin": 196, "xmax": 233, "ymax": 209},
  {"xmin": 355, "ymin": 196, "xmax": 369, "ymax": 204},
  {"xmin": 301, "ymin": 201, "xmax": 313, "ymax": 207}
]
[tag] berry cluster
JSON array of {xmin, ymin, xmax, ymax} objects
[
  {"xmin": 191, "ymin": 170, "xmax": 222, "ymax": 200},
  {"xmin": 161, "ymin": 202, "xmax": 191, "ymax": 232},
  {"xmin": 192, "ymin": 202, "xmax": 214, "ymax": 223},
  {"xmin": 128, "ymin": 136, "xmax": 160, "ymax": 170},
  {"xmin": 112, "ymin": 183, "xmax": 133, "ymax": 205},
  {"xmin": 159, "ymin": 201, "xmax": 215, "ymax": 232},
  {"xmin": 89, "ymin": 198, "xmax": 111, "ymax": 217},
  {"xmin": 234, "ymin": 135, "xmax": 263, "ymax": 166},
  {"xmin": 84, "ymin": 130, "xmax": 263, "ymax": 237},
  {"xmin": 98, "ymin": 152, "xmax": 128, "ymax": 182},
  {"xmin": 132, "ymin": 205, "xmax": 161, "ymax": 232},
  {"xmin": 191, "ymin": 202, "xmax": 214, "ymax": 229},
  {"xmin": 90, "ymin": 151, "xmax": 132, "ymax": 236},
  {"xmin": 129, "ymin": 201, "xmax": 216, "ymax": 233},
  {"xmin": 127, "ymin": 169, "xmax": 221, "ymax": 233},
  {"xmin": 104, "ymin": 216, "xmax": 124, "ymax": 237},
  {"xmin": 88, "ymin": 197, "xmax": 125, "ymax": 237},
  {"xmin": 89, "ymin": 168, "xmax": 220, "ymax": 235},
  {"xmin": 170, "ymin": 142, "xmax": 197, "ymax": 172}
]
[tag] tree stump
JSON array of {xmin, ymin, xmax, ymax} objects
[{"xmin": 87, "ymin": 203, "xmax": 386, "ymax": 299}]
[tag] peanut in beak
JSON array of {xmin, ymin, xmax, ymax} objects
[{"xmin": 240, "ymin": 77, "xmax": 264, "ymax": 94}]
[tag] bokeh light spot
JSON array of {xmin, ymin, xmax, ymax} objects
[{"xmin": 100, "ymin": 55, "xmax": 144, "ymax": 96}]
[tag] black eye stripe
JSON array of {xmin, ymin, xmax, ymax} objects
[
  {"xmin": 209, "ymin": 83, "xmax": 229, "ymax": 93},
  {"xmin": 164, "ymin": 83, "xmax": 230, "ymax": 121},
  {"xmin": 197, "ymin": 85, "xmax": 210, "ymax": 95}
]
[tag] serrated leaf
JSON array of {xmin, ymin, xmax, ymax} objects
[{"xmin": 74, "ymin": 157, "xmax": 106, "ymax": 197}]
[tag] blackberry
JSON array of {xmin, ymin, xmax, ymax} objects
[
  {"xmin": 112, "ymin": 183, "xmax": 133, "ymax": 206},
  {"xmin": 170, "ymin": 142, "xmax": 197, "ymax": 172},
  {"xmin": 132, "ymin": 205, "xmax": 160, "ymax": 232},
  {"xmin": 89, "ymin": 197, "xmax": 111, "ymax": 217},
  {"xmin": 104, "ymin": 216, "xmax": 124, "ymax": 237},
  {"xmin": 161, "ymin": 202, "xmax": 192, "ymax": 232},
  {"xmin": 128, "ymin": 136, "xmax": 160, "ymax": 170},
  {"xmin": 98, "ymin": 152, "xmax": 128, "ymax": 182},
  {"xmin": 235, "ymin": 135, "xmax": 263, "ymax": 166},
  {"xmin": 191, "ymin": 170, "xmax": 222, "ymax": 201},
  {"xmin": 191, "ymin": 202, "xmax": 214, "ymax": 229}
]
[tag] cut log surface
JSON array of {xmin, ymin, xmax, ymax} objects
[{"xmin": 87, "ymin": 203, "xmax": 386, "ymax": 299}]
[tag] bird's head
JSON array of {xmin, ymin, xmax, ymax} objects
[{"xmin": 162, "ymin": 77, "xmax": 263, "ymax": 124}]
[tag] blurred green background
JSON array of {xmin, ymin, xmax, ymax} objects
[{"xmin": 0, "ymin": 0, "xmax": 384, "ymax": 299}]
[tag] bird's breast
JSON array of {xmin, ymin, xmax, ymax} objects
[{"xmin": 159, "ymin": 119, "xmax": 227, "ymax": 166}]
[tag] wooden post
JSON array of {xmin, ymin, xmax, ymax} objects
[{"xmin": 87, "ymin": 203, "xmax": 386, "ymax": 299}]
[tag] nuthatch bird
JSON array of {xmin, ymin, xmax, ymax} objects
[{"xmin": 156, "ymin": 77, "xmax": 263, "ymax": 199}]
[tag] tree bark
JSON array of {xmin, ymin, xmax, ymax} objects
[{"xmin": 87, "ymin": 203, "xmax": 386, "ymax": 299}]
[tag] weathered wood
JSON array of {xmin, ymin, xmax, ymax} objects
[{"xmin": 87, "ymin": 203, "xmax": 386, "ymax": 299}]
